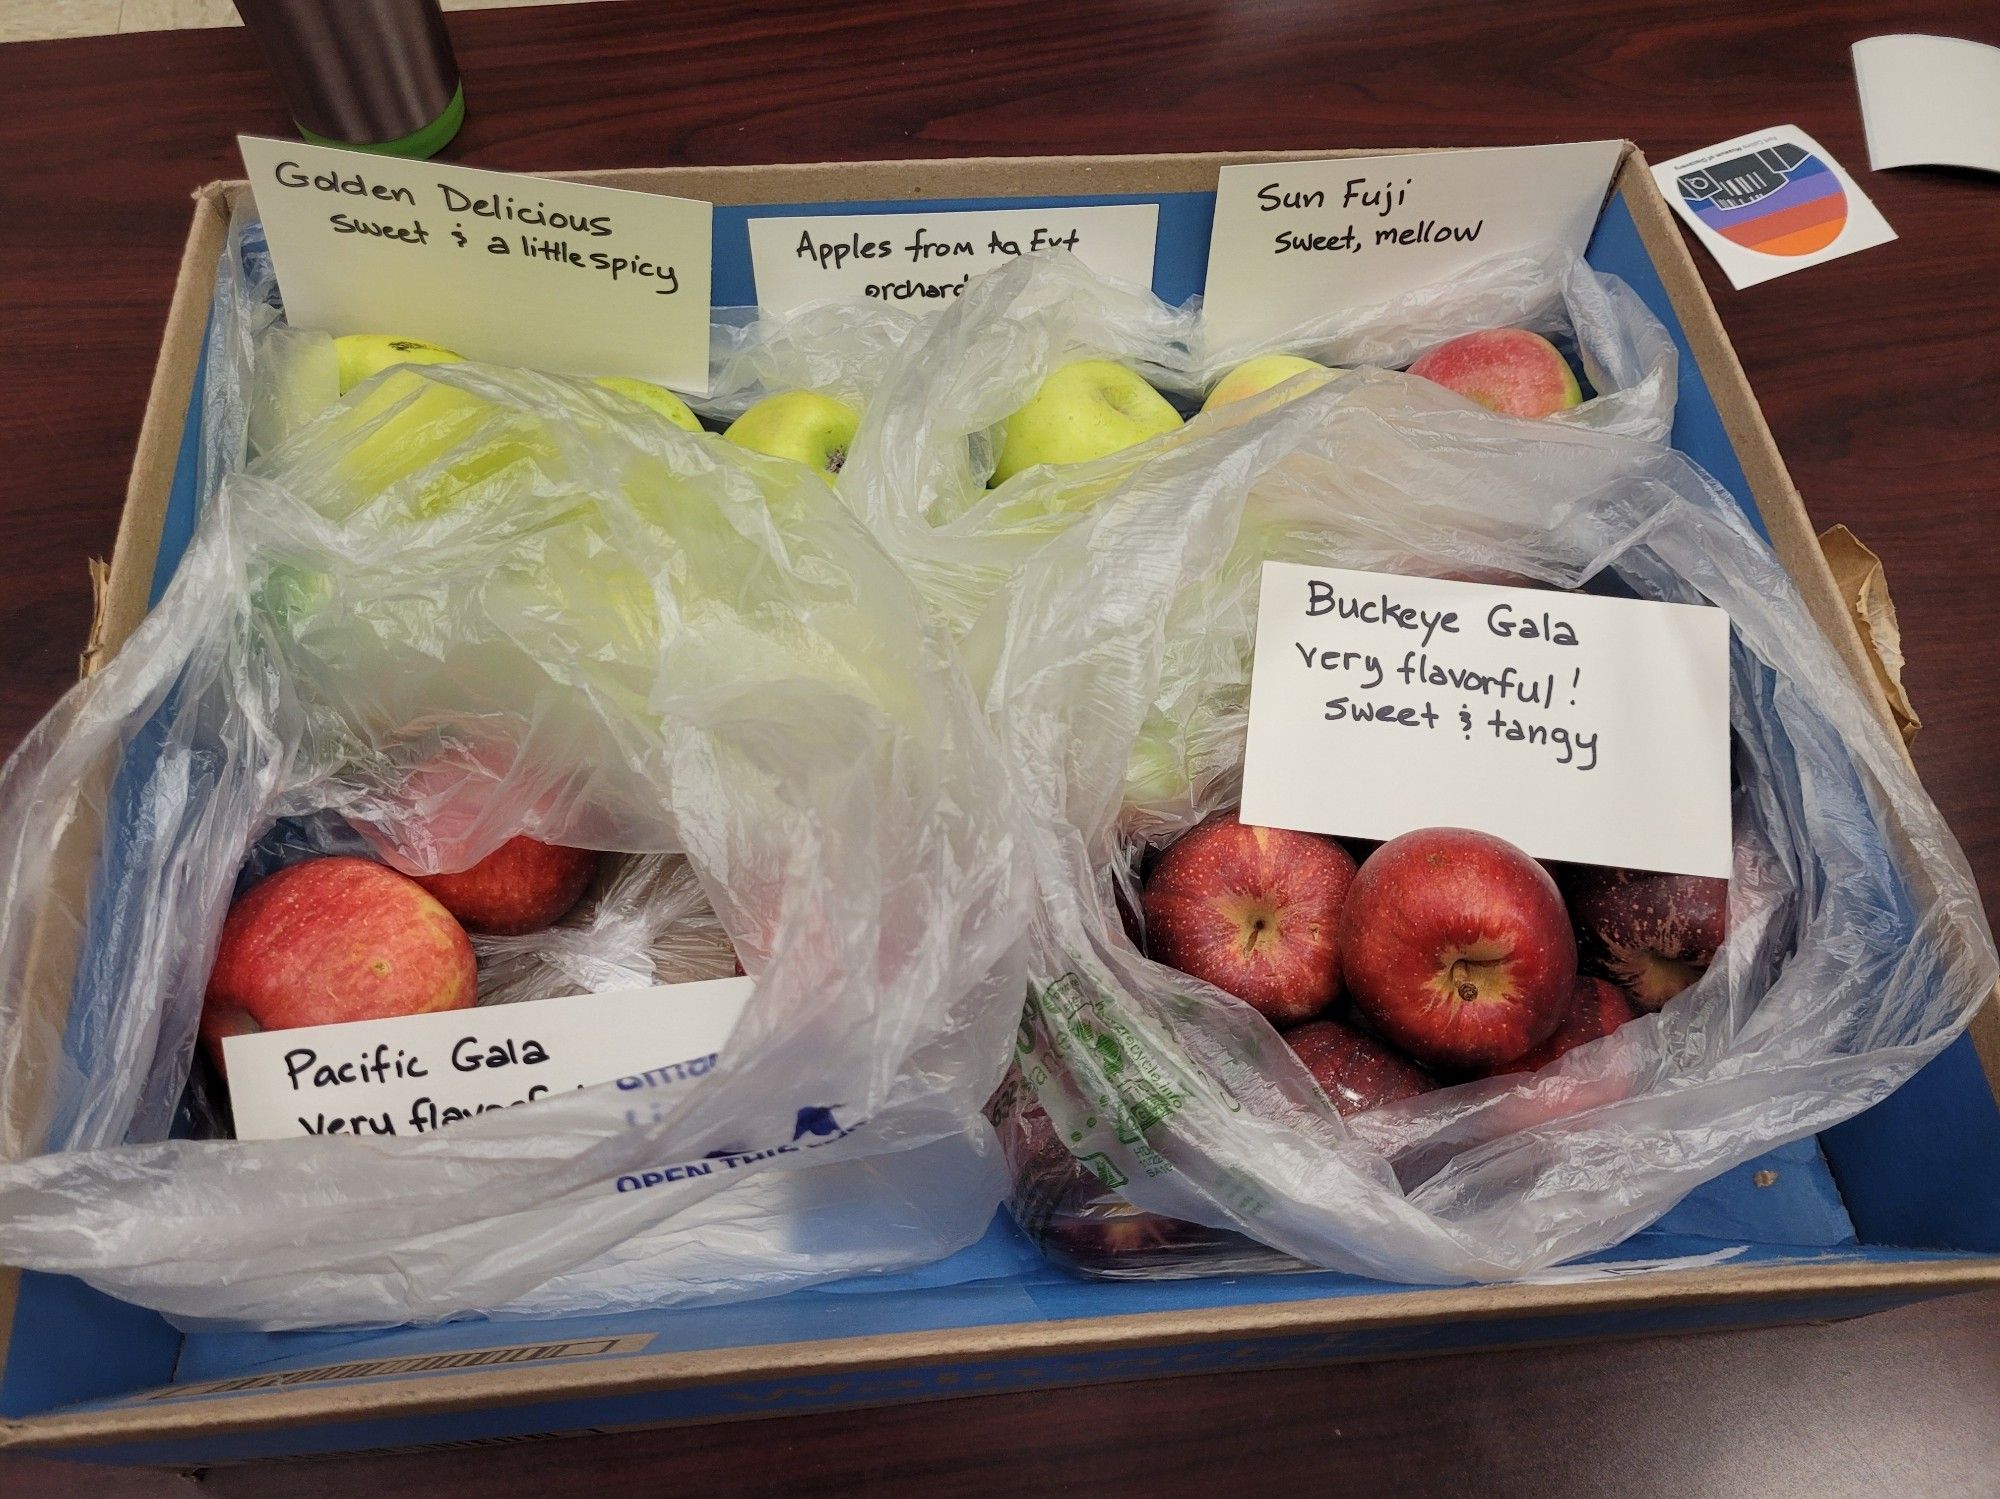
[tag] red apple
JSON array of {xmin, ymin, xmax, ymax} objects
[
  {"xmin": 1486, "ymin": 976, "xmax": 1638, "ymax": 1077},
  {"xmin": 1037, "ymin": 1199, "xmax": 1230, "ymax": 1269},
  {"xmin": 1406, "ymin": 328, "xmax": 1583, "ymax": 419},
  {"xmin": 412, "ymin": 835, "xmax": 601, "ymax": 935},
  {"xmin": 1007, "ymin": 1102, "xmax": 1211, "ymax": 1267},
  {"xmin": 1141, "ymin": 810, "xmax": 1358, "ymax": 1024},
  {"xmin": 201, "ymin": 857, "xmax": 476, "ymax": 1061},
  {"xmin": 1283, "ymin": 1019, "xmax": 1436, "ymax": 1115},
  {"xmin": 349, "ymin": 735, "xmax": 602, "ymax": 879},
  {"xmin": 1339, "ymin": 828, "xmax": 1576, "ymax": 1070},
  {"xmin": 1567, "ymin": 866, "xmax": 1728, "ymax": 1011}
]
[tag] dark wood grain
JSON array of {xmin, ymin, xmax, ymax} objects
[
  {"xmin": 0, "ymin": 0, "xmax": 1996, "ymax": 1493},
  {"xmin": 4, "ymin": 1288, "xmax": 1997, "ymax": 1495}
]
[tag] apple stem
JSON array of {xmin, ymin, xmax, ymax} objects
[{"xmin": 1449, "ymin": 958, "xmax": 1479, "ymax": 1003}]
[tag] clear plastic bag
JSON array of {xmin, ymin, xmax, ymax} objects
[
  {"xmin": 839, "ymin": 251, "xmax": 1676, "ymax": 649},
  {"xmin": 1197, "ymin": 247, "xmax": 1679, "ymax": 444},
  {"xmin": 704, "ymin": 299, "xmax": 919, "ymax": 424},
  {"xmin": 846, "ymin": 253, "xmax": 1681, "ymax": 827},
  {"xmin": 853, "ymin": 259, "xmax": 1996, "ymax": 1283},
  {"xmin": 473, "ymin": 854, "xmax": 739, "ymax": 1008},
  {"xmin": 246, "ymin": 233, "xmax": 917, "ymax": 454},
  {"xmin": 0, "ymin": 210, "xmax": 1029, "ymax": 1328}
]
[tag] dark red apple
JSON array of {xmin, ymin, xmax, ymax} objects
[
  {"xmin": 1283, "ymin": 1019, "xmax": 1437, "ymax": 1115},
  {"xmin": 1140, "ymin": 810, "xmax": 1358, "ymax": 1024},
  {"xmin": 1567, "ymin": 866, "xmax": 1728, "ymax": 1011},
  {"xmin": 1486, "ymin": 976, "xmax": 1638, "ymax": 1077},
  {"xmin": 1406, "ymin": 328, "xmax": 1582, "ymax": 418},
  {"xmin": 201, "ymin": 857, "xmax": 477, "ymax": 1062},
  {"xmin": 1339, "ymin": 828, "xmax": 1576, "ymax": 1070},
  {"xmin": 413, "ymin": 835, "xmax": 601, "ymax": 935},
  {"xmin": 1007, "ymin": 1102, "xmax": 1210, "ymax": 1267}
]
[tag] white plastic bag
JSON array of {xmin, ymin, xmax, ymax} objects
[
  {"xmin": 0, "ymin": 212, "xmax": 1028, "ymax": 1328},
  {"xmin": 703, "ymin": 298, "xmax": 919, "ymax": 424},
  {"xmin": 1197, "ymin": 247, "xmax": 1679, "ymax": 444},
  {"xmin": 841, "ymin": 251, "xmax": 1676, "ymax": 639},
  {"xmin": 856, "ymin": 258, "xmax": 1996, "ymax": 1283}
]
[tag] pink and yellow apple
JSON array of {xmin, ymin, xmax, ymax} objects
[
  {"xmin": 1201, "ymin": 353, "xmax": 1333, "ymax": 413},
  {"xmin": 200, "ymin": 858, "xmax": 476, "ymax": 1062},
  {"xmin": 1407, "ymin": 329, "xmax": 1582, "ymax": 419}
]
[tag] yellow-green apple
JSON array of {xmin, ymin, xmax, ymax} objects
[
  {"xmin": 1339, "ymin": 828, "xmax": 1576, "ymax": 1070},
  {"xmin": 722, "ymin": 390, "xmax": 860, "ymax": 476},
  {"xmin": 413, "ymin": 836, "xmax": 602, "ymax": 935},
  {"xmin": 990, "ymin": 359, "xmax": 1183, "ymax": 485},
  {"xmin": 1141, "ymin": 810, "xmax": 1358, "ymax": 1025},
  {"xmin": 333, "ymin": 333, "xmax": 463, "ymax": 394},
  {"xmin": 1283, "ymin": 1018, "xmax": 1437, "ymax": 1115},
  {"xmin": 200, "ymin": 858, "xmax": 476, "ymax": 1062},
  {"xmin": 1566, "ymin": 866, "xmax": 1728, "ymax": 1011},
  {"xmin": 325, "ymin": 368, "xmax": 519, "ymax": 515},
  {"xmin": 1406, "ymin": 329, "xmax": 1582, "ymax": 419},
  {"xmin": 1201, "ymin": 353, "xmax": 1333, "ymax": 413},
  {"xmin": 595, "ymin": 376, "xmax": 702, "ymax": 432},
  {"xmin": 1123, "ymin": 711, "xmax": 1195, "ymax": 810},
  {"xmin": 1484, "ymin": 976, "xmax": 1638, "ymax": 1076}
]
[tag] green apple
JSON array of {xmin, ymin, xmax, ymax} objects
[
  {"xmin": 333, "ymin": 334, "xmax": 463, "ymax": 395},
  {"xmin": 595, "ymin": 376, "xmax": 702, "ymax": 433},
  {"xmin": 1201, "ymin": 353, "xmax": 1333, "ymax": 413},
  {"xmin": 989, "ymin": 360, "xmax": 1183, "ymax": 486},
  {"xmin": 1124, "ymin": 712, "xmax": 1192, "ymax": 808},
  {"xmin": 323, "ymin": 370, "xmax": 516, "ymax": 519},
  {"xmin": 249, "ymin": 328, "xmax": 342, "ymax": 456},
  {"xmin": 722, "ymin": 390, "xmax": 860, "ymax": 476}
]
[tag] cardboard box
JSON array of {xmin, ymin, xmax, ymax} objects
[{"xmin": 3, "ymin": 145, "xmax": 1997, "ymax": 1467}]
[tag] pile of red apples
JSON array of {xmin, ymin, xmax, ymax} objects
[
  {"xmin": 200, "ymin": 837, "xmax": 604, "ymax": 1065},
  {"xmin": 1022, "ymin": 815, "xmax": 1727, "ymax": 1265},
  {"xmin": 1145, "ymin": 814, "xmax": 1725, "ymax": 1085}
]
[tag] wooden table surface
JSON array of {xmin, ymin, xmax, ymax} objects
[{"xmin": 1, "ymin": 0, "xmax": 1996, "ymax": 1492}]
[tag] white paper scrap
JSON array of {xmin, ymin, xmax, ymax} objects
[{"xmin": 1854, "ymin": 34, "xmax": 2000, "ymax": 174}]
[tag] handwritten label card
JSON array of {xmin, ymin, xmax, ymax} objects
[
  {"xmin": 1202, "ymin": 142, "xmax": 1624, "ymax": 355},
  {"xmin": 240, "ymin": 137, "xmax": 714, "ymax": 394},
  {"xmin": 1238, "ymin": 564, "xmax": 1733, "ymax": 877},
  {"xmin": 746, "ymin": 204, "xmax": 1159, "ymax": 315},
  {"xmin": 222, "ymin": 976, "xmax": 753, "ymax": 1141}
]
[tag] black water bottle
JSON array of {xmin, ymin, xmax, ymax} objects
[{"xmin": 234, "ymin": 0, "xmax": 465, "ymax": 159}]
